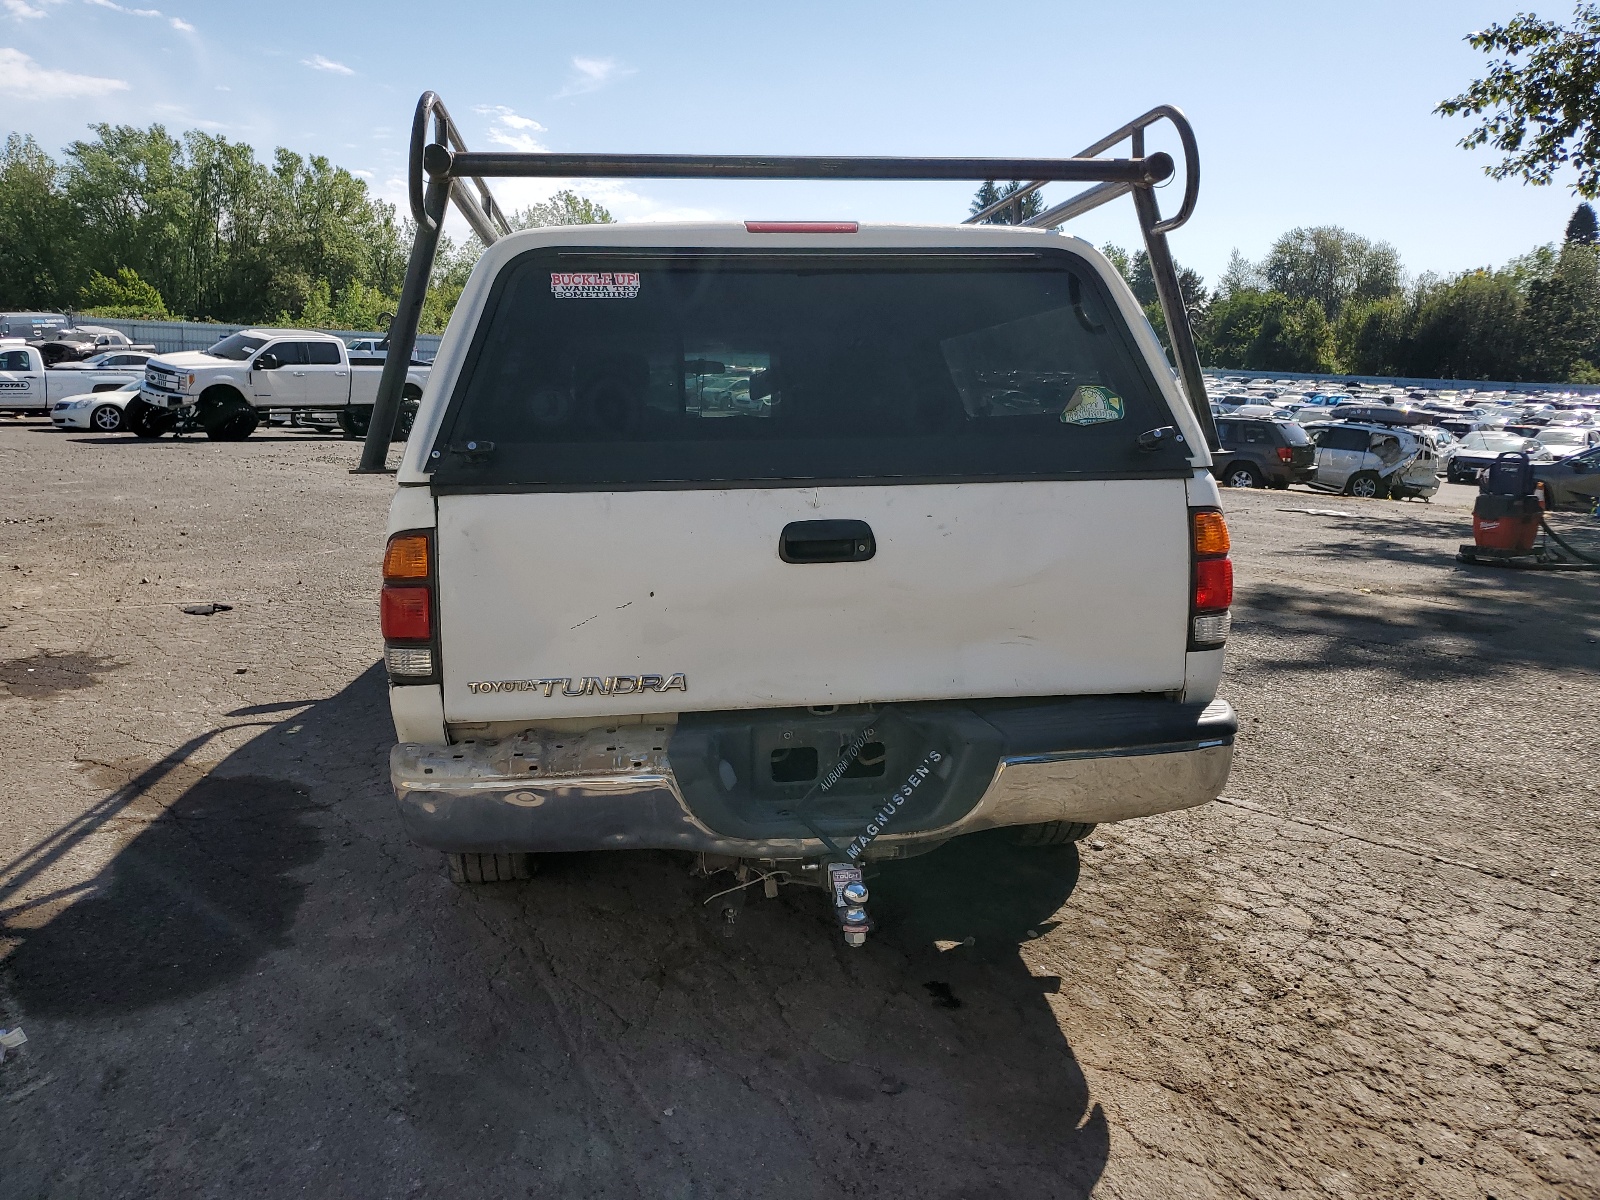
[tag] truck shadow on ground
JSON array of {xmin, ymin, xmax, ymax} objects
[{"xmin": 1, "ymin": 665, "xmax": 1110, "ymax": 1197}]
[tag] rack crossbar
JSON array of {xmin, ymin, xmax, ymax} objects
[{"xmin": 424, "ymin": 146, "xmax": 1172, "ymax": 187}]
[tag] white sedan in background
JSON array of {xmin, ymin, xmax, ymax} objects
[
  {"xmin": 1535, "ymin": 425, "xmax": 1600, "ymax": 458},
  {"xmin": 51, "ymin": 381, "xmax": 137, "ymax": 432}
]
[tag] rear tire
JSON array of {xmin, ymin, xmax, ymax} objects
[
  {"xmin": 1011, "ymin": 821, "xmax": 1097, "ymax": 847},
  {"xmin": 1223, "ymin": 462, "xmax": 1262, "ymax": 489},
  {"xmin": 339, "ymin": 392, "xmax": 418, "ymax": 441},
  {"xmin": 337, "ymin": 405, "xmax": 370, "ymax": 438},
  {"xmin": 206, "ymin": 410, "xmax": 259, "ymax": 440},
  {"xmin": 1345, "ymin": 471, "xmax": 1384, "ymax": 499},
  {"xmin": 126, "ymin": 401, "xmax": 171, "ymax": 439},
  {"xmin": 446, "ymin": 852, "xmax": 536, "ymax": 884},
  {"xmin": 90, "ymin": 403, "xmax": 124, "ymax": 433}
]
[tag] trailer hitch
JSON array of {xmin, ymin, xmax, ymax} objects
[{"xmin": 828, "ymin": 861, "xmax": 872, "ymax": 948}]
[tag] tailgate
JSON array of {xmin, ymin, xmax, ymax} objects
[
  {"xmin": 422, "ymin": 239, "xmax": 1200, "ymax": 722},
  {"xmin": 437, "ymin": 479, "xmax": 1190, "ymax": 720}
]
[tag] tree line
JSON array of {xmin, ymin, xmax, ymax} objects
[
  {"xmin": 6, "ymin": 114, "xmax": 1598, "ymax": 382},
  {"xmin": 0, "ymin": 124, "xmax": 612, "ymax": 334},
  {"xmin": 1168, "ymin": 210, "xmax": 1600, "ymax": 383},
  {"xmin": 972, "ymin": 175, "xmax": 1600, "ymax": 384}
]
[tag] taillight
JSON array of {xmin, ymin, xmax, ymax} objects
[
  {"xmin": 383, "ymin": 533, "xmax": 429, "ymax": 580},
  {"xmin": 382, "ymin": 530, "xmax": 437, "ymax": 681},
  {"xmin": 380, "ymin": 586, "xmax": 431, "ymax": 640},
  {"xmin": 1277, "ymin": 446, "xmax": 1293, "ymax": 462},
  {"xmin": 1194, "ymin": 558, "xmax": 1233, "ymax": 610},
  {"xmin": 1190, "ymin": 508, "xmax": 1232, "ymax": 649}
]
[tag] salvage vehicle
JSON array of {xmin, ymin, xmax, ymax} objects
[
  {"xmin": 1446, "ymin": 431, "xmax": 1555, "ymax": 483},
  {"xmin": 0, "ymin": 341, "xmax": 149, "ymax": 416},
  {"xmin": 1533, "ymin": 445, "xmax": 1600, "ymax": 511},
  {"xmin": 367, "ymin": 93, "xmax": 1236, "ymax": 946},
  {"xmin": 127, "ymin": 328, "xmax": 431, "ymax": 440},
  {"xmin": 1211, "ymin": 415, "xmax": 1316, "ymax": 489},
  {"xmin": 1306, "ymin": 421, "xmax": 1441, "ymax": 499},
  {"xmin": 50, "ymin": 380, "xmax": 137, "ymax": 432}
]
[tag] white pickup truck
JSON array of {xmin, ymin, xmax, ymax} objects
[
  {"xmin": 129, "ymin": 328, "xmax": 430, "ymax": 440},
  {"xmin": 378, "ymin": 221, "xmax": 1238, "ymax": 937},
  {"xmin": 0, "ymin": 341, "xmax": 147, "ymax": 414}
]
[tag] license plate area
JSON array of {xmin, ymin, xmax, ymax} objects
[{"xmin": 669, "ymin": 704, "xmax": 1004, "ymax": 841}]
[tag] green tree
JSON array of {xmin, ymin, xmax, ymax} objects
[
  {"xmin": 1567, "ymin": 201, "xmax": 1599, "ymax": 243},
  {"xmin": 1126, "ymin": 250, "xmax": 1207, "ymax": 315},
  {"xmin": 968, "ymin": 180, "xmax": 1042, "ymax": 225},
  {"xmin": 1196, "ymin": 289, "xmax": 1275, "ymax": 368},
  {"xmin": 1261, "ymin": 226, "xmax": 1403, "ymax": 323},
  {"xmin": 78, "ymin": 266, "xmax": 168, "ymax": 318},
  {"xmin": 1243, "ymin": 295, "xmax": 1336, "ymax": 372},
  {"xmin": 62, "ymin": 124, "xmax": 189, "ymax": 309},
  {"xmin": 1404, "ymin": 269, "xmax": 1529, "ymax": 380},
  {"xmin": 1437, "ymin": 3, "xmax": 1600, "ymax": 197},
  {"xmin": 510, "ymin": 189, "xmax": 615, "ymax": 228},
  {"xmin": 1217, "ymin": 248, "xmax": 1263, "ymax": 298},
  {"xmin": 0, "ymin": 133, "xmax": 76, "ymax": 308},
  {"xmin": 1523, "ymin": 242, "xmax": 1600, "ymax": 377},
  {"xmin": 1098, "ymin": 243, "xmax": 1131, "ymax": 280},
  {"xmin": 1335, "ymin": 295, "xmax": 1407, "ymax": 375}
]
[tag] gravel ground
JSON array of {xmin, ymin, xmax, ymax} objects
[{"xmin": 0, "ymin": 417, "xmax": 1596, "ymax": 1199}]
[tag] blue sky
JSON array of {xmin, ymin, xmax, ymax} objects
[{"xmin": 0, "ymin": 0, "xmax": 1589, "ymax": 286}]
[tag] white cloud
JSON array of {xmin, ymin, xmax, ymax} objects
[
  {"xmin": 302, "ymin": 53, "xmax": 353, "ymax": 76},
  {"xmin": 556, "ymin": 55, "xmax": 633, "ymax": 98},
  {"xmin": 0, "ymin": 46, "xmax": 129, "ymax": 97},
  {"xmin": 3, "ymin": 0, "xmax": 46, "ymax": 19},
  {"xmin": 169, "ymin": 15, "xmax": 191, "ymax": 30},
  {"xmin": 476, "ymin": 104, "xmax": 547, "ymax": 153},
  {"xmin": 85, "ymin": 0, "xmax": 162, "ymax": 15},
  {"xmin": 350, "ymin": 168, "xmax": 373, "ymax": 179}
]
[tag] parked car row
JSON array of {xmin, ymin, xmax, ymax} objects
[
  {"xmin": 5, "ymin": 322, "xmax": 429, "ymax": 442},
  {"xmin": 1200, "ymin": 372, "xmax": 1600, "ymax": 504}
]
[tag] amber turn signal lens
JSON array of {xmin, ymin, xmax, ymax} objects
[
  {"xmin": 1192, "ymin": 510, "xmax": 1230, "ymax": 557},
  {"xmin": 383, "ymin": 533, "xmax": 430, "ymax": 580}
]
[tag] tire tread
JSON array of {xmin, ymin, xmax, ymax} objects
[
  {"xmin": 1012, "ymin": 821, "xmax": 1097, "ymax": 847},
  {"xmin": 446, "ymin": 852, "xmax": 535, "ymax": 884}
]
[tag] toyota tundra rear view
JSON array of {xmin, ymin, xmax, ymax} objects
[{"xmin": 373, "ymin": 97, "xmax": 1234, "ymax": 944}]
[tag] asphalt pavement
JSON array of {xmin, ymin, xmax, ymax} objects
[{"xmin": 1, "ymin": 419, "xmax": 1596, "ymax": 1199}]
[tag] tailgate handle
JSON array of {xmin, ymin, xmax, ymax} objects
[{"xmin": 780, "ymin": 520, "xmax": 875, "ymax": 564}]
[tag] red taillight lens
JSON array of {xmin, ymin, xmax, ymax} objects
[
  {"xmin": 381, "ymin": 585, "xmax": 431, "ymax": 640},
  {"xmin": 1277, "ymin": 446, "xmax": 1293, "ymax": 462},
  {"xmin": 1193, "ymin": 558, "xmax": 1234, "ymax": 612}
]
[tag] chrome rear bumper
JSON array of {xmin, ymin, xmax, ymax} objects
[{"xmin": 391, "ymin": 698, "xmax": 1235, "ymax": 859}]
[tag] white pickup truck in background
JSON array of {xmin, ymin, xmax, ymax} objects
[
  {"xmin": 0, "ymin": 340, "xmax": 149, "ymax": 415},
  {"xmin": 129, "ymin": 328, "xmax": 430, "ymax": 440}
]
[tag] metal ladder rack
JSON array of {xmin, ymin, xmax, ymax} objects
[{"xmin": 357, "ymin": 92, "xmax": 1215, "ymax": 472}]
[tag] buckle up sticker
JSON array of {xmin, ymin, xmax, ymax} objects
[
  {"xmin": 550, "ymin": 272, "xmax": 640, "ymax": 299},
  {"xmin": 1061, "ymin": 384, "xmax": 1125, "ymax": 425}
]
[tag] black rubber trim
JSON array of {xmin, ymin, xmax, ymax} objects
[{"xmin": 429, "ymin": 468, "xmax": 1194, "ymax": 495}]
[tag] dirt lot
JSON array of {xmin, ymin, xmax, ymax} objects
[{"xmin": 1, "ymin": 418, "xmax": 1597, "ymax": 1199}]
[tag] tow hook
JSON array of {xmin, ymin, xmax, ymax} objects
[{"xmin": 827, "ymin": 861, "xmax": 872, "ymax": 948}]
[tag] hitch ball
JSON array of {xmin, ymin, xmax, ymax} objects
[{"xmin": 842, "ymin": 881, "xmax": 868, "ymax": 906}]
